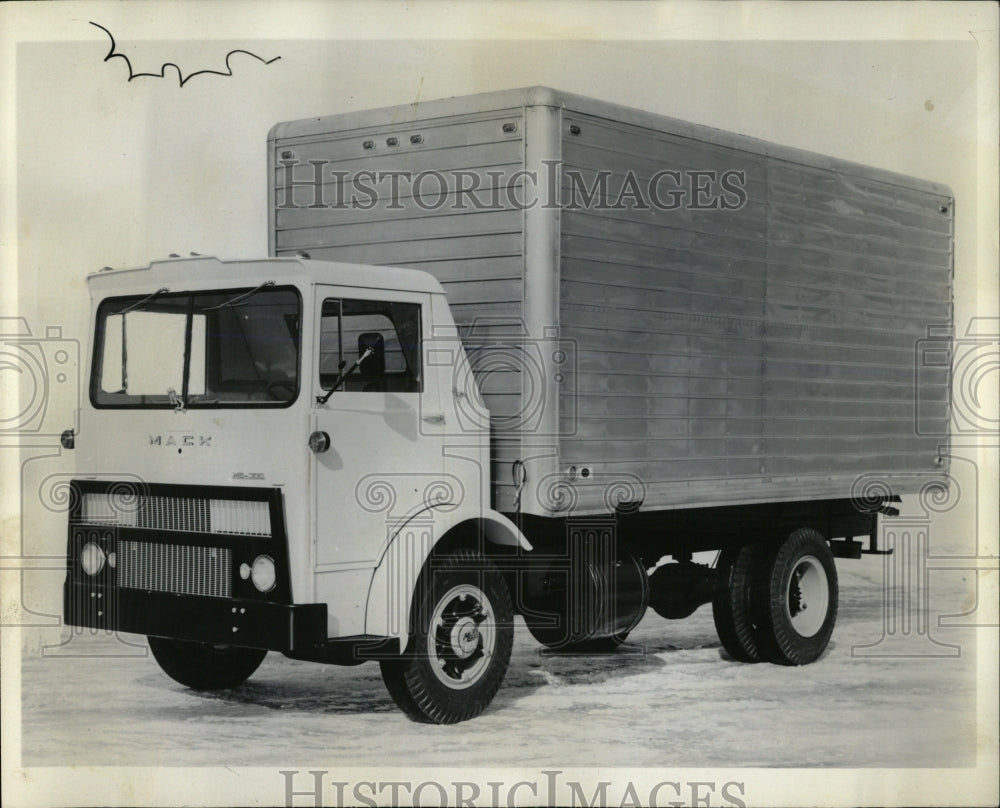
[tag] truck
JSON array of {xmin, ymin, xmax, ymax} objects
[{"xmin": 63, "ymin": 87, "xmax": 953, "ymax": 723}]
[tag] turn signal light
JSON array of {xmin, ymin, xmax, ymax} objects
[{"xmin": 308, "ymin": 431, "xmax": 331, "ymax": 453}]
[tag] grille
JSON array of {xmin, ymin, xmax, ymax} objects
[
  {"xmin": 117, "ymin": 540, "xmax": 232, "ymax": 598},
  {"xmin": 83, "ymin": 493, "xmax": 270, "ymax": 536}
]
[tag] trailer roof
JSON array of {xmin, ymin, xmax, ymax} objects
[
  {"xmin": 269, "ymin": 85, "xmax": 952, "ymax": 199},
  {"xmin": 86, "ymin": 255, "xmax": 445, "ymax": 295}
]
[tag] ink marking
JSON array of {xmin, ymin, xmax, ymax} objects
[{"xmin": 89, "ymin": 21, "xmax": 281, "ymax": 87}]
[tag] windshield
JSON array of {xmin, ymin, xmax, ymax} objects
[{"xmin": 90, "ymin": 286, "xmax": 301, "ymax": 408}]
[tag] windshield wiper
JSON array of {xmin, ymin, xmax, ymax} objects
[
  {"xmin": 116, "ymin": 287, "xmax": 169, "ymax": 316},
  {"xmin": 316, "ymin": 347, "xmax": 374, "ymax": 404},
  {"xmin": 167, "ymin": 387, "xmax": 186, "ymax": 412},
  {"xmin": 202, "ymin": 280, "xmax": 275, "ymax": 311}
]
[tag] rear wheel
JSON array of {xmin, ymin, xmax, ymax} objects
[
  {"xmin": 147, "ymin": 637, "xmax": 266, "ymax": 690},
  {"xmin": 712, "ymin": 543, "xmax": 763, "ymax": 662},
  {"xmin": 752, "ymin": 528, "xmax": 838, "ymax": 665},
  {"xmin": 380, "ymin": 549, "xmax": 513, "ymax": 724}
]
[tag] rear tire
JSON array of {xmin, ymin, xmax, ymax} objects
[
  {"xmin": 752, "ymin": 528, "xmax": 838, "ymax": 665},
  {"xmin": 712, "ymin": 544, "xmax": 763, "ymax": 662},
  {"xmin": 380, "ymin": 549, "xmax": 513, "ymax": 724},
  {"xmin": 147, "ymin": 637, "xmax": 266, "ymax": 690}
]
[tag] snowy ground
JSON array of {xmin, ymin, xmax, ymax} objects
[{"xmin": 19, "ymin": 558, "xmax": 980, "ymax": 769}]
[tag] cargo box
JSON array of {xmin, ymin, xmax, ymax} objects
[{"xmin": 268, "ymin": 87, "xmax": 953, "ymax": 517}]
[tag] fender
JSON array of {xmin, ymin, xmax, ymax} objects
[{"xmin": 363, "ymin": 505, "xmax": 532, "ymax": 642}]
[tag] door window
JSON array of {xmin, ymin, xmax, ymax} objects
[{"xmin": 319, "ymin": 298, "xmax": 421, "ymax": 393}]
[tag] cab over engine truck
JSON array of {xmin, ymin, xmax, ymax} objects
[{"xmin": 64, "ymin": 88, "xmax": 953, "ymax": 723}]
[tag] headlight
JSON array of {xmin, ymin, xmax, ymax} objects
[
  {"xmin": 251, "ymin": 555, "xmax": 276, "ymax": 592},
  {"xmin": 80, "ymin": 542, "xmax": 106, "ymax": 575}
]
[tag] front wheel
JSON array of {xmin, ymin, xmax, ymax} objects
[
  {"xmin": 147, "ymin": 637, "xmax": 267, "ymax": 690},
  {"xmin": 752, "ymin": 529, "xmax": 838, "ymax": 665},
  {"xmin": 380, "ymin": 549, "xmax": 513, "ymax": 724}
]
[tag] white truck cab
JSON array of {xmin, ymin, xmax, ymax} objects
[{"xmin": 65, "ymin": 255, "xmax": 528, "ymax": 722}]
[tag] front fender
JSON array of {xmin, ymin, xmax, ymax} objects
[{"xmin": 363, "ymin": 506, "xmax": 531, "ymax": 642}]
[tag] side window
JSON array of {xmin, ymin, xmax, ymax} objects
[{"xmin": 319, "ymin": 298, "xmax": 421, "ymax": 393}]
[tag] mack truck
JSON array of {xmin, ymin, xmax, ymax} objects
[{"xmin": 63, "ymin": 87, "xmax": 953, "ymax": 723}]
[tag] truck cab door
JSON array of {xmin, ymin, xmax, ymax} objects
[{"xmin": 310, "ymin": 287, "xmax": 446, "ymax": 638}]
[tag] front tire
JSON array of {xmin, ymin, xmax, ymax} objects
[
  {"xmin": 380, "ymin": 549, "xmax": 513, "ymax": 724},
  {"xmin": 752, "ymin": 528, "xmax": 838, "ymax": 665},
  {"xmin": 147, "ymin": 637, "xmax": 266, "ymax": 690}
]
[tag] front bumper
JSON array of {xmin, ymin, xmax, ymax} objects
[
  {"xmin": 64, "ymin": 580, "xmax": 327, "ymax": 652},
  {"xmin": 64, "ymin": 479, "xmax": 330, "ymax": 652}
]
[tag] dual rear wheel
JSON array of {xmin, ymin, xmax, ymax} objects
[{"xmin": 713, "ymin": 528, "xmax": 838, "ymax": 665}]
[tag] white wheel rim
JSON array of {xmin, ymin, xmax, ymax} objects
[
  {"xmin": 784, "ymin": 555, "xmax": 829, "ymax": 638},
  {"xmin": 427, "ymin": 583, "xmax": 496, "ymax": 690}
]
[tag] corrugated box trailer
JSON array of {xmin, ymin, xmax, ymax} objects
[{"xmin": 268, "ymin": 86, "xmax": 953, "ymax": 518}]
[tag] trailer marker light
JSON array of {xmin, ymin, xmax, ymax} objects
[
  {"xmin": 240, "ymin": 563, "xmax": 251, "ymax": 580},
  {"xmin": 363, "ymin": 140, "xmax": 375, "ymax": 150},
  {"xmin": 60, "ymin": 429, "xmax": 75, "ymax": 449},
  {"xmin": 409, "ymin": 134, "xmax": 423, "ymax": 144},
  {"xmin": 502, "ymin": 122, "xmax": 517, "ymax": 133},
  {"xmin": 80, "ymin": 542, "xmax": 106, "ymax": 576},
  {"xmin": 386, "ymin": 136, "xmax": 399, "ymax": 147},
  {"xmin": 107, "ymin": 552, "xmax": 116, "ymax": 569},
  {"xmin": 251, "ymin": 555, "xmax": 276, "ymax": 592}
]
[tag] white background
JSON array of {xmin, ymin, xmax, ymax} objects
[{"xmin": 2, "ymin": 2, "xmax": 997, "ymax": 806}]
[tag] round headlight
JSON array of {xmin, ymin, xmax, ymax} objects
[
  {"xmin": 251, "ymin": 555, "xmax": 276, "ymax": 592},
  {"xmin": 80, "ymin": 542, "xmax": 106, "ymax": 575}
]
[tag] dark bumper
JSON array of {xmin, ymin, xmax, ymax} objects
[{"xmin": 64, "ymin": 580, "xmax": 327, "ymax": 652}]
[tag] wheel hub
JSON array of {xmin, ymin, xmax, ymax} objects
[
  {"xmin": 428, "ymin": 584, "xmax": 497, "ymax": 690},
  {"xmin": 450, "ymin": 617, "xmax": 481, "ymax": 659},
  {"xmin": 784, "ymin": 555, "xmax": 828, "ymax": 638}
]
